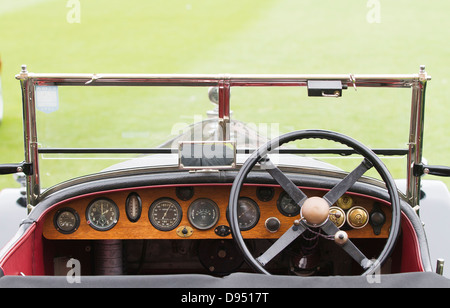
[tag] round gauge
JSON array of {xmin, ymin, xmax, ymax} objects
[
  {"xmin": 126, "ymin": 192, "xmax": 142, "ymax": 223},
  {"xmin": 329, "ymin": 206, "xmax": 346, "ymax": 228},
  {"xmin": 176, "ymin": 186, "xmax": 194, "ymax": 201},
  {"xmin": 277, "ymin": 191, "xmax": 300, "ymax": 217},
  {"xmin": 188, "ymin": 198, "xmax": 220, "ymax": 230},
  {"xmin": 86, "ymin": 198, "xmax": 119, "ymax": 231},
  {"xmin": 256, "ymin": 186, "xmax": 274, "ymax": 202},
  {"xmin": 235, "ymin": 197, "xmax": 260, "ymax": 231},
  {"xmin": 337, "ymin": 195, "xmax": 353, "ymax": 210},
  {"xmin": 54, "ymin": 207, "xmax": 80, "ymax": 234},
  {"xmin": 347, "ymin": 206, "xmax": 369, "ymax": 229},
  {"xmin": 149, "ymin": 198, "xmax": 182, "ymax": 231}
]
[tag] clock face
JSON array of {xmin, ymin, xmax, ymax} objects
[{"xmin": 86, "ymin": 198, "xmax": 119, "ymax": 231}]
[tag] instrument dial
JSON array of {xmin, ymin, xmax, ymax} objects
[
  {"xmin": 126, "ymin": 192, "xmax": 142, "ymax": 223},
  {"xmin": 149, "ymin": 198, "xmax": 182, "ymax": 231},
  {"xmin": 337, "ymin": 195, "xmax": 353, "ymax": 210},
  {"xmin": 347, "ymin": 206, "xmax": 369, "ymax": 229},
  {"xmin": 54, "ymin": 207, "xmax": 80, "ymax": 234},
  {"xmin": 86, "ymin": 198, "xmax": 119, "ymax": 231},
  {"xmin": 188, "ymin": 198, "xmax": 220, "ymax": 230},
  {"xmin": 256, "ymin": 186, "xmax": 274, "ymax": 202},
  {"xmin": 176, "ymin": 186, "xmax": 194, "ymax": 201},
  {"xmin": 277, "ymin": 191, "xmax": 300, "ymax": 217},
  {"xmin": 236, "ymin": 197, "xmax": 260, "ymax": 231},
  {"xmin": 329, "ymin": 206, "xmax": 346, "ymax": 228}
]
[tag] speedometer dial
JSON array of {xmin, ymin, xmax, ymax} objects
[
  {"xmin": 188, "ymin": 198, "xmax": 220, "ymax": 230},
  {"xmin": 149, "ymin": 198, "xmax": 182, "ymax": 231},
  {"xmin": 86, "ymin": 198, "xmax": 119, "ymax": 231}
]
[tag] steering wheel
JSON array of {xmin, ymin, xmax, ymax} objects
[{"xmin": 228, "ymin": 129, "xmax": 401, "ymax": 275}]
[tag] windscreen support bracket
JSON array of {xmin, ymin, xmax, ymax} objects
[
  {"xmin": 413, "ymin": 163, "xmax": 450, "ymax": 177},
  {"xmin": 0, "ymin": 162, "xmax": 33, "ymax": 176},
  {"xmin": 218, "ymin": 77, "xmax": 231, "ymax": 140}
]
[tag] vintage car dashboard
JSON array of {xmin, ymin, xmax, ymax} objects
[{"xmin": 43, "ymin": 184, "xmax": 391, "ymax": 241}]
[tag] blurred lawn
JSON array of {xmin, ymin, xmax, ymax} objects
[{"xmin": 0, "ymin": 0, "xmax": 448, "ymax": 190}]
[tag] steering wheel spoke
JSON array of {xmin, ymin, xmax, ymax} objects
[
  {"xmin": 321, "ymin": 220, "xmax": 373, "ymax": 270},
  {"xmin": 256, "ymin": 222, "xmax": 307, "ymax": 266},
  {"xmin": 259, "ymin": 156, "xmax": 308, "ymax": 206},
  {"xmin": 229, "ymin": 129, "xmax": 400, "ymax": 276},
  {"xmin": 323, "ymin": 158, "xmax": 373, "ymax": 206}
]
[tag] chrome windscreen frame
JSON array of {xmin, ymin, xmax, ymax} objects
[{"xmin": 15, "ymin": 65, "xmax": 431, "ymax": 213}]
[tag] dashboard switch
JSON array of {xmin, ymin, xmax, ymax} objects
[
  {"xmin": 215, "ymin": 225, "xmax": 231, "ymax": 237},
  {"xmin": 265, "ymin": 217, "xmax": 281, "ymax": 233}
]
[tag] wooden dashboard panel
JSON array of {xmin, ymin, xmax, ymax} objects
[{"xmin": 42, "ymin": 184, "xmax": 391, "ymax": 240}]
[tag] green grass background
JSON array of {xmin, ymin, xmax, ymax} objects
[{"xmin": 0, "ymin": 0, "xmax": 448, "ymax": 190}]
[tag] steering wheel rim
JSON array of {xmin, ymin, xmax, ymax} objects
[{"xmin": 228, "ymin": 129, "xmax": 401, "ymax": 276}]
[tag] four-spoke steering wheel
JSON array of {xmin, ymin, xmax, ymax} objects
[{"xmin": 228, "ymin": 130, "xmax": 401, "ymax": 275}]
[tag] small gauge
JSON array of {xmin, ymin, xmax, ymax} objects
[
  {"xmin": 188, "ymin": 198, "xmax": 220, "ymax": 230},
  {"xmin": 277, "ymin": 191, "xmax": 300, "ymax": 217},
  {"xmin": 176, "ymin": 186, "xmax": 194, "ymax": 201},
  {"xmin": 86, "ymin": 198, "xmax": 119, "ymax": 231},
  {"xmin": 337, "ymin": 195, "xmax": 353, "ymax": 210},
  {"xmin": 126, "ymin": 192, "xmax": 142, "ymax": 223},
  {"xmin": 256, "ymin": 186, "xmax": 274, "ymax": 202},
  {"xmin": 149, "ymin": 198, "xmax": 182, "ymax": 231},
  {"xmin": 347, "ymin": 206, "xmax": 369, "ymax": 229},
  {"xmin": 329, "ymin": 206, "xmax": 346, "ymax": 228},
  {"xmin": 54, "ymin": 207, "xmax": 80, "ymax": 234},
  {"xmin": 236, "ymin": 197, "xmax": 260, "ymax": 231}
]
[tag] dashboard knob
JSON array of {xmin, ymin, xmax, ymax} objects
[
  {"xmin": 176, "ymin": 226, "xmax": 193, "ymax": 238},
  {"xmin": 301, "ymin": 197, "xmax": 329, "ymax": 226},
  {"xmin": 369, "ymin": 205, "xmax": 386, "ymax": 235},
  {"xmin": 214, "ymin": 225, "xmax": 231, "ymax": 237},
  {"xmin": 265, "ymin": 217, "xmax": 281, "ymax": 233},
  {"xmin": 334, "ymin": 230, "xmax": 348, "ymax": 245},
  {"xmin": 370, "ymin": 211, "xmax": 385, "ymax": 225}
]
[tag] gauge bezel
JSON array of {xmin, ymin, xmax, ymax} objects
[
  {"xmin": 53, "ymin": 207, "xmax": 80, "ymax": 234},
  {"xmin": 188, "ymin": 198, "xmax": 220, "ymax": 230},
  {"xmin": 346, "ymin": 206, "xmax": 369, "ymax": 229},
  {"xmin": 176, "ymin": 186, "xmax": 194, "ymax": 201},
  {"xmin": 337, "ymin": 195, "xmax": 353, "ymax": 210},
  {"xmin": 85, "ymin": 198, "xmax": 120, "ymax": 231},
  {"xmin": 238, "ymin": 197, "xmax": 260, "ymax": 231},
  {"xmin": 276, "ymin": 191, "xmax": 300, "ymax": 217},
  {"xmin": 125, "ymin": 192, "xmax": 142, "ymax": 223},
  {"xmin": 148, "ymin": 197, "xmax": 183, "ymax": 231},
  {"xmin": 329, "ymin": 206, "xmax": 346, "ymax": 228},
  {"xmin": 256, "ymin": 186, "xmax": 274, "ymax": 202}
]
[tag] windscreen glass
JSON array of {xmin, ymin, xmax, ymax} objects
[{"xmin": 35, "ymin": 83, "xmax": 411, "ymax": 189}]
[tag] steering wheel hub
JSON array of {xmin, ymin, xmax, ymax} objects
[{"xmin": 300, "ymin": 197, "xmax": 329, "ymax": 226}]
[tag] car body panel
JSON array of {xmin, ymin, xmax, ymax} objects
[{"xmin": 0, "ymin": 188, "xmax": 26, "ymax": 250}]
